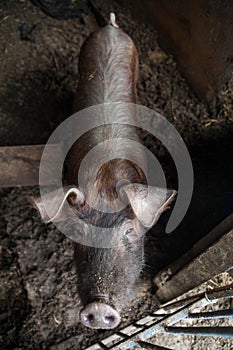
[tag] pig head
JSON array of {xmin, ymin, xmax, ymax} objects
[
  {"xmin": 33, "ymin": 168, "xmax": 175, "ymax": 329},
  {"xmin": 32, "ymin": 17, "xmax": 176, "ymax": 329}
]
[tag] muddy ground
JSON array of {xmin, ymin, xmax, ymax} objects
[{"xmin": 0, "ymin": 1, "xmax": 233, "ymax": 349}]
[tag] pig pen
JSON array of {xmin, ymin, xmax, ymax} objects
[{"xmin": 0, "ymin": 1, "xmax": 233, "ymax": 349}]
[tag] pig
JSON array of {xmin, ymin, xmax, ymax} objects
[{"xmin": 32, "ymin": 13, "xmax": 176, "ymax": 329}]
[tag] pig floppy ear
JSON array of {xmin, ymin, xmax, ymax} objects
[
  {"xmin": 30, "ymin": 187, "xmax": 85, "ymax": 223},
  {"xmin": 120, "ymin": 183, "xmax": 176, "ymax": 228}
]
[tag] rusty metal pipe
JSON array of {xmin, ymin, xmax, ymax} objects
[
  {"xmin": 160, "ymin": 282, "xmax": 233, "ymax": 310},
  {"xmin": 165, "ymin": 326, "xmax": 233, "ymax": 338},
  {"xmin": 188, "ymin": 309, "xmax": 233, "ymax": 320}
]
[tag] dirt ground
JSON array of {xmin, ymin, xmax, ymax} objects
[{"xmin": 0, "ymin": 1, "xmax": 233, "ymax": 349}]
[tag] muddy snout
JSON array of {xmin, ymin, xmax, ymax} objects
[{"xmin": 79, "ymin": 302, "xmax": 121, "ymax": 329}]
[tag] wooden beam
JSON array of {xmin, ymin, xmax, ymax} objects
[
  {"xmin": 0, "ymin": 144, "xmax": 62, "ymax": 188},
  {"xmin": 154, "ymin": 214, "xmax": 233, "ymax": 303},
  {"xmin": 154, "ymin": 213, "xmax": 233, "ymax": 289}
]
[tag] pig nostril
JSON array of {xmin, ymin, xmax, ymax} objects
[
  {"xmin": 104, "ymin": 315, "xmax": 116, "ymax": 324},
  {"xmin": 83, "ymin": 313, "xmax": 95, "ymax": 324},
  {"xmin": 87, "ymin": 313, "xmax": 95, "ymax": 323}
]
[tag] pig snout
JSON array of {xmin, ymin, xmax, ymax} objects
[{"xmin": 79, "ymin": 302, "xmax": 121, "ymax": 329}]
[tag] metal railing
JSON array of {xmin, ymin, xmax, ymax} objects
[{"xmin": 84, "ymin": 282, "xmax": 233, "ymax": 350}]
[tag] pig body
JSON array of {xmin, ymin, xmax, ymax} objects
[
  {"xmin": 33, "ymin": 15, "xmax": 175, "ymax": 329},
  {"xmin": 66, "ymin": 20, "xmax": 146, "ymax": 329}
]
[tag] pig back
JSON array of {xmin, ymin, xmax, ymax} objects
[
  {"xmin": 64, "ymin": 22, "xmax": 146, "ymax": 188},
  {"xmin": 73, "ymin": 24, "xmax": 138, "ymax": 111}
]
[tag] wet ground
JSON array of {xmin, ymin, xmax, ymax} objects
[{"xmin": 0, "ymin": 1, "xmax": 233, "ymax": 349}]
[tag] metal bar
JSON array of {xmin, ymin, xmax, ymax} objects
[
  {"xmin": 188, "ymin": 309, "xmax": 233, "ymax": 320},
  {"xmin": 155, "ymin": 225, "xmax": 233, "ymax": 303},
  {"xmin": 208, "ymin": 286, "xmax": 233, "ymax": 300},
  {"xmin": 159, "ymin": 282, "xmax": 233, "ymax": 310},
  {"xmin": 135, "ymin": 297, "xmax": 212, "ymax": 343},
  {"xmin": 115, "ymin": 331, "xmax": 128, "ymax": 338},
  {"xmin": 86, "ymin": 293, "xmax": 226, "ymax": 349},
  {"xmin": 107, "ymin": 297, "xmax": 211, "ymax": 350},
  {"xmin": 165, "ymin": 326, "xmax": 233, "ymax": 338},
  {"xmin": 0, "ymin": 144, "xmax": 62, "ymax": 187},
  {"xmin": 137, "ymin": 340, "xmax": 173, "ymax": 349}
]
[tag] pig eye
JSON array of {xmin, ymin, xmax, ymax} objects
[
  {"xmin": 123, "ymin": 221, "xmax": 137, "ymax": 242},
  {"xmin": 125, "ymin": 227, "xmax": 134, "ymax": 235},
  {"xmin": 124, "ymin": 226, "xmax": 138, "ymax": 244}
]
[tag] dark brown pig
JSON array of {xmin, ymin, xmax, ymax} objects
[{"xmin": 32, "ymin": 14, "xmax": 176, "ymax": 329}]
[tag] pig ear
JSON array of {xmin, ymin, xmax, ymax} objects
[
  {"xmin": 120, "ymin": 183, "xmax": 176, "ymax": 228},
  {"xmin": 30, "ymin": 187, "xmax": 85, "ymax": 223}
]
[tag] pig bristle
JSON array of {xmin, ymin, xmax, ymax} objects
[{"xmin": 110, "ymin": 12, "xmax": 119, "ymax": 28}]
